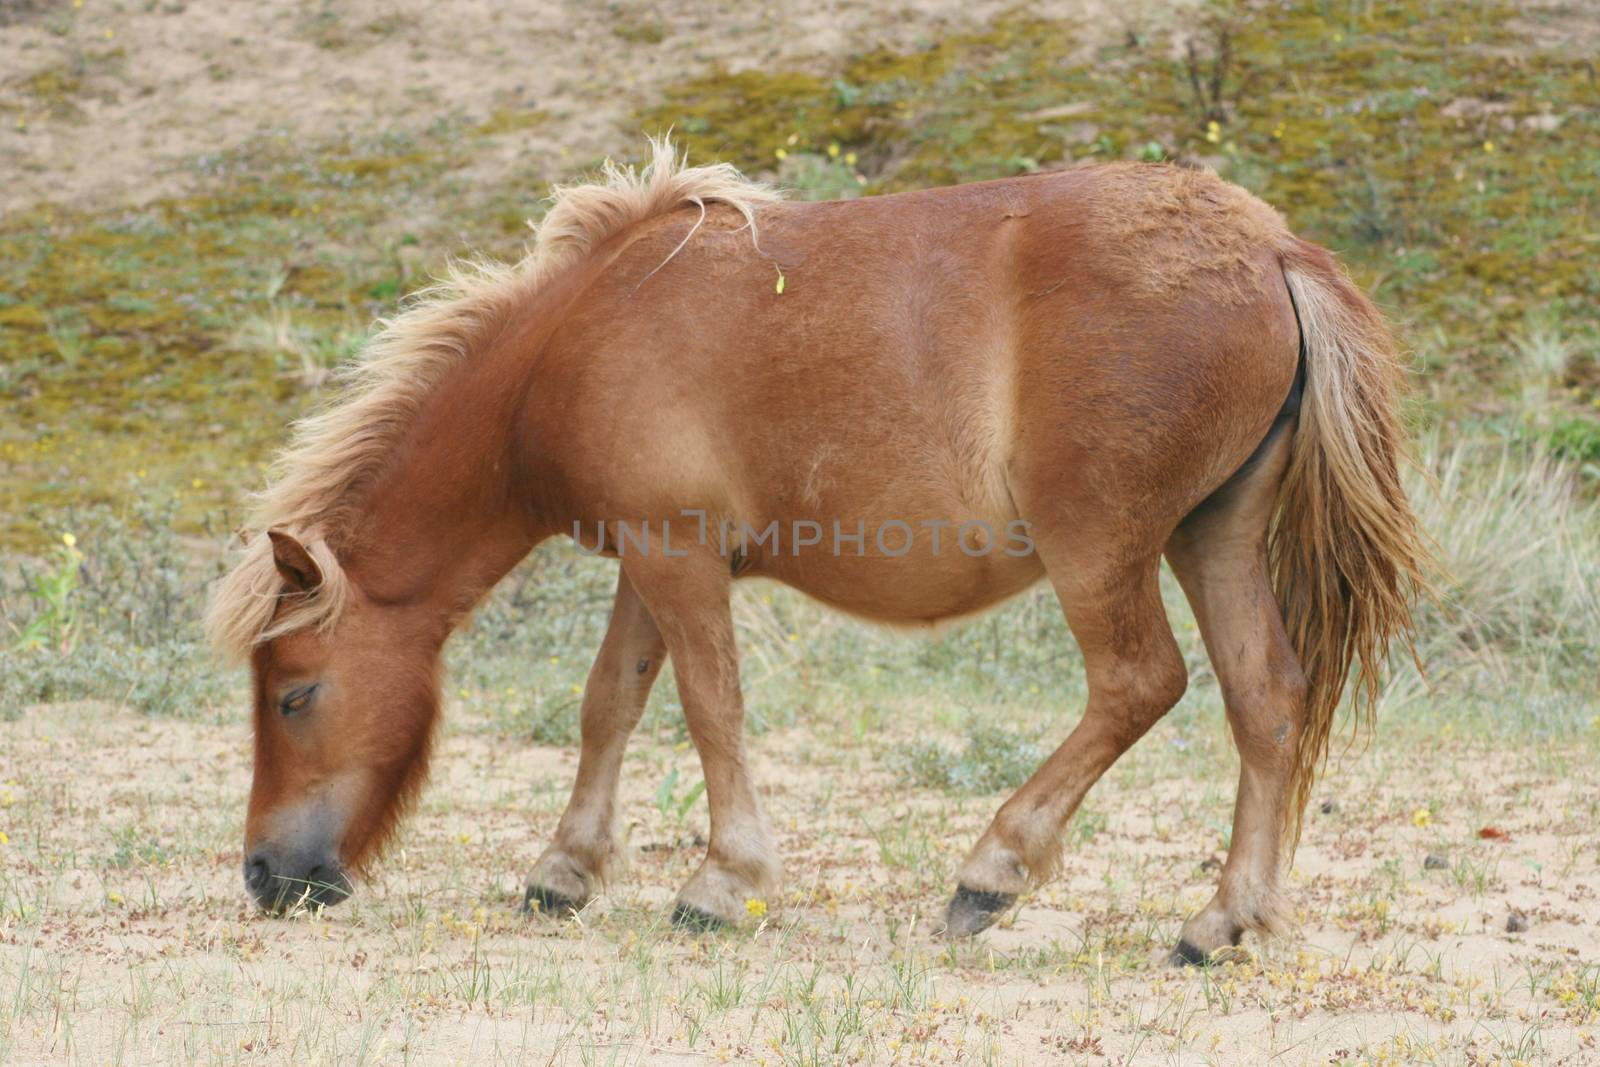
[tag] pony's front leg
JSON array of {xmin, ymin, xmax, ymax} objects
[
  {"xmin": 626, "ymin": 552, "xmax": 780, "ymax": 929},
  {"xmin": 525, "ymin": 570, "xmax": 665, "ymax": 915}
]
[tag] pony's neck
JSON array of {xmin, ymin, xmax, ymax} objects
[
  {"xmin": 334, "ymin": 318, "xmax": 554, "ymax": 628},
  {"xmin": 320, "ymin": 223, "xmax": 622, "ymax": 629}
]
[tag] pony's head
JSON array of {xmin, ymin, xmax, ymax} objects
[{"xmin": 211, "ymin": 529, "xmax": 444, "ymax": 913}]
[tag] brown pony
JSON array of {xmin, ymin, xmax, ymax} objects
[{"xmin": 207, "ymin": 138, "xmax": 1426, "ymax": 962}]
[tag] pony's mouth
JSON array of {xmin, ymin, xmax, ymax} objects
[{"xmin": 243, "ymin": 850, "xmax": 352, "ymax": 913}]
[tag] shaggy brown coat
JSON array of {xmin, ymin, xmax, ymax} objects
[{"xmin": 208, "ymin": 140, "xmax": 1426, "ymax": 958}]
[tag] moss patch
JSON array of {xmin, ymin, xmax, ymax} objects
[{"xmin": 0, "ymin": 124, "xmax": 559, "ymax": 544}]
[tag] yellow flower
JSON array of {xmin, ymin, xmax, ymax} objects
[
  {"xmin": 191, "ymin": 478, "xmax": 204, "ymax": 489},
  {"xmin": 1205, "ymin": 120, "xmax": 1221, "ymax": 144},
  {"xmin": 827, "ymin": 143, "xmax": 840, "ymax": 159},
  {"xmin": 845, "ymin": 151, "xmax": 858, "ymax": 166},
  {"xmin": 1483, "ymin": 140, "xmax": 1495, "ymax": 153},
  {"xmin": 744, "ymin": 897, "xmax": 768, "ymax": 919},
  {"xmin": 61, "ymin": 532, "xmax": 77, "ymax": 548},
  {"xmin": 774, "ymin": 148, "xmax": 788, "ymax": 161},
  {"xmin": 0, "ymin": 830, "xmax": 9, "ymax": 846},
  {"xmin": 1412, "ymin": 807, "xmax": 1432, "ymax": 828}
]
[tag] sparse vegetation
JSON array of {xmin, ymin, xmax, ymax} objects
[
  {"xmin": 893, "ymin": 718, "xmax": 1049, "ymax": 794},
  {"xmin": 1180, "ymin": 5, "xmax": 1248, "ymax": 127},
  {"xmin": 0, "ymin": 501, "xmax": 231, "ymax": 718}
]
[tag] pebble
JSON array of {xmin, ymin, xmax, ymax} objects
[
  {"xmin": 1424, "ymin": 853, "xmax": 1449, "ymax": 870},
  {"xmin": 1506, "ymin": 912, "xmax": 1530, "ymax": 933}
]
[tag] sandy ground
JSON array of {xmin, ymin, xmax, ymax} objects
[
  {"xmin": 0, "ymin": 0, "xmax": 1194, "ymax": 216},
  {"xmin": 2, "ymin": 700, "xmax": 1596, "ymax": 1065}
]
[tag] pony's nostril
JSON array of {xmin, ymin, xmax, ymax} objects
[{"xmin": 244, "ymin": 855, "xmax": 271, "ymax": 893}]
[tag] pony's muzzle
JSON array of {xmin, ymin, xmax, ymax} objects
[{"xmin": 243, "ymin": 846, "xmax": 352, "ymax": 913}]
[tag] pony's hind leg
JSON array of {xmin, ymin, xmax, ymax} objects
[
  {"xmin": 525, "ymin": 570, "xmax": 666, "ymax": 916},
  {"xmin": 1164, "ymin": 423, "xmax": 1307, "ymax": 963},
  {"xmin": 947, "ymin": 552, "xmax": 1188, "ymax": 937}
]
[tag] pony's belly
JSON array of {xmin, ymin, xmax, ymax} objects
[{"xmin": 752, "ymin": 535, "xmax": 1047, "ymax": 626}]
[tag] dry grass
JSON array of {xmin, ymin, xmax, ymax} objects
[{"xmin": 1, "ymin": 689, "xmax": 1596, "ymax": 1066}]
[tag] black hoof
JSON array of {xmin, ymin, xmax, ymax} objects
[
  {"xmin": 943, "ymin": 885, "xmax": 1017, "ymax": 939},
  {"xmin": 1171, "ymin": 938, "xmax": 1252, "ymax": 967},
  {"xmin": 671, "ymin": 902, "xmax": 727, "ymax": 932},
  {"xmin": 523, "ymin": 884, "xmax": 581, "ymax": 917}
]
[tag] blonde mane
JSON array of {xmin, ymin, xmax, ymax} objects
[{"xmin": 205, "ymin": 137, "xmax": 780, "ymax": 661}]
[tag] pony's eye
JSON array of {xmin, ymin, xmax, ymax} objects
[{"xmin": 280, "ymin": 684, "xmax": 319, "ymax": 716}]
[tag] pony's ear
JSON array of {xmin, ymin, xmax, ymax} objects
[{"xmin": 267, "ymin": 529, "xmax": 323, "ymax": 594}]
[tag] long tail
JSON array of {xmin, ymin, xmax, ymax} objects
[{"xmin": 1274, "ymin": 239, "xmax": 1431, "ymax": 848}]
